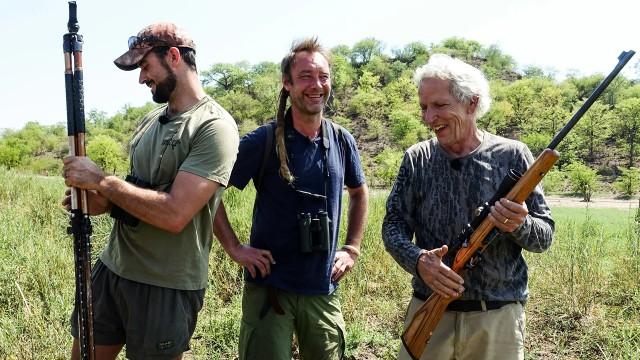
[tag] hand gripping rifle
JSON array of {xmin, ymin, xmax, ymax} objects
[
  {"xmin": 63, "ymin": 2, "xmax": 95, "ymax": 359},
  {"xmin": 401, "ymin": 50, "xmax": 636, "ymax": 360}
]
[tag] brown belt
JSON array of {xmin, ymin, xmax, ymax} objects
[{"xmin": 259, "ymin": 286, "xmax": 285, "ymax": 319}]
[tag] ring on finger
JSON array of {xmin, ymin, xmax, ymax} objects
[{"xmin": 503, "ymin": 218, "xmax": 510, "ymax": 224}]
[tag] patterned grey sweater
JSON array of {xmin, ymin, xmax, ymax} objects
[{"xmin": 382, "ymin": 132, "xmax": 554, "ymax": 301}]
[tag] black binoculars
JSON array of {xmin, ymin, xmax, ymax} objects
[
  {"xmin": 298, "ymin": 211, "xmax": 330, "ymax": 253},
  {"xmin": 110, "ymin": 175, "xmax": 153, "ymax": 226}
]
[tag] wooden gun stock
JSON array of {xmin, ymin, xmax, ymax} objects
[{"xmin": 401, "ymin": 150, "xmax": 559, "ymax": 359}]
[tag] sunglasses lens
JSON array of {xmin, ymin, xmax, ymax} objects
[{"xmin": 127, "ymin": 36, "xmax": 139, "ymax": 50}]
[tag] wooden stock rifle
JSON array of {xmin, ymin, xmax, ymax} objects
[
  {"xmin": 63, "ymin": 2, "xmax": 95, "ymax": 359},
  {"xmin": 401, "ymin": 50, "xmax": 636, "ymax": 360}
]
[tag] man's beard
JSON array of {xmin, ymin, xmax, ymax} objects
[
  {"xmin": 289, "ymin": 92, "xmax": 327, "ymax": 117},
  {"xmin": 152, "ymin": 71, "xmax": 177, "ymax": 104}
]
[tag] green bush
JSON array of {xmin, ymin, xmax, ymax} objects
[
  {"xmin": 365, "ymin": 118, "xmax": 385, "ymax": 141},
  {"xmin": 0, "ymin": 141, "xmax": 25, "ymax": 168},
  {"xmin": 373, "ymin": 149, "xmax": 404, "ymax": 187},
  {"xmin": 86, "ymin": 135, "xmax": 127, "ymax": 175},
  {"xmin": 389, "ymin": 110, "xmax": 428, "ymax": 149},
  {"xmin": 542, "ymin": 168, "xmax": 565, "ymax": 194},
  {"xmin": 331, "ymin": 115, "xmax": 354, "ymax": 133},
  {"xmin": 520, "ymin": 132, "xmax": 551, "ymax": 157},
  {"xmin": 566, "ymin": 162, "xmax": 598, "ymax": 202},
  {"xmin": 20, "ymin": 156, "xmax": 62, "ymax": 176}
]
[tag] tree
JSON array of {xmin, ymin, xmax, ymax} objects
[
  {"xmin": 613, "ymin": 167, "xmax": 640, "ymax": 197},
  {"xmin": 348, "ymin": 70, "xmax": 386, "ymax": 122},
  {"xmin": 350, "ymin": 38, "xmax": 384, "ymax": 67},
  {"xmin": 613, "ymin": 98, "xmax": 640, "ymax": 167},
  {"xmin": 479, "ymin": 98, "xmax": 513, "ymax": 134},
  {"xmin": 330, "ymin": 44, "xmax": 352, "ymax": 59},
  {"xmin": 362, "ymin": 56, "xmax": 394, "ymax": 85},
  {"xmin": 392, "ymin": 42, "xmax": 429, "ymax": 68},
  {"xmin": 201, "ymin": 62, "xmax": 250, "ymax": 92},
  {"xmin": 480, "ymin": 44, "xmax": 516, "ymax": 79},
  {"xmin": 383, "ymin": 75, "xmax": 418, "ymax": 112},
  {"xmin": 620, "ymin": 84, "xmax": 640, "ymax": 101},
  {"xmin": 567, "ymin": 74, "xmax": 603, "ymax": 100},
  {"xmin": 215, "ymin": 90, "xmax": 263, "ymax": 126},
  {"xmin": 573, "ymin": 101, "xmax": 615, "ymax": 163},
  {"xmin": 431, "ymin": 37, "xmax": 481, "ymax": 60},
  {"xmin": 87, "ymin": 109, "xmax": 108, "ymax": 127},
  {"xmin": 492, "ymin": 79, "xmax": 536, "ymax": 137},
  {"xmin": 108, "ymin": 103, "xmax": 157, "ymax": 143},
  {"xmin": 246, "ymin": 62, "xmax": 280, "ymax": 123},
  {"xmin": 522, "ymin": 66, "xmax": 547, "ymax": 79},
  {"xmin": 330, "ymin": 52, "xmax": 357, "ymax": 96}
]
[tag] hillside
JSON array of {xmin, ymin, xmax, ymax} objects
[{"xmin": 1, "ymin": 37, "xmax": 639, "ymax": 191}]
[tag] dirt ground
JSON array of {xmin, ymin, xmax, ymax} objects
[{"xmin": 546, "ymin": 195, "xmax": 639, "ymax": 209}]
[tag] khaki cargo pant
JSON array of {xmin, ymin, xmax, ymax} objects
[{"xmin": 398, "ymin": 296, "xmax": 525, "ymax": 360}]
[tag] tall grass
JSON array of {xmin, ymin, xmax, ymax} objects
[{"xmin": 0, "ymin": 168, "xmax": 638, "ymax": 359}]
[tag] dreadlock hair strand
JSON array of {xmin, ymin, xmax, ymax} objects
[{"xmin": 275, "ymin": 88, "xmax": 294, "ymax": 183}]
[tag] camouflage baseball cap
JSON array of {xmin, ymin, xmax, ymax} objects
[{"xmin": 113, "ymin": 22, "xmax": 196, "ymax": 71}]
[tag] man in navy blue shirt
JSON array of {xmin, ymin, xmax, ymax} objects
[{"xmin": 213, "ymin": 38, "xmax": 368, "ymax": 359}]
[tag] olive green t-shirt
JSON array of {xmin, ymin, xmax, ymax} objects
[{"xmin": 100, "ymin": 96, "xmax": 239, "ymax": 290}]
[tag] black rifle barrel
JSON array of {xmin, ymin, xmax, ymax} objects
[
  {"xmin": 67, "ymin": 1, "xmax": 79, "ymax": 33},
  {"xmin": 63, "ymin": 1, "xmax": 94, "ymax": 359},
  {"xmin": 547, "ymin": 50, "xmax": 635, "ymax": 150}
]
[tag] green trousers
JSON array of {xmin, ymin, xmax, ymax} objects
[{"xmin": 239, "ymin": 282, "xmax": 346, "ymax": 360}]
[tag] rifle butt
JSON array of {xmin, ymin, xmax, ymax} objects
[{"xmin": 401, "ymin": 294, "xmax": 454, "ymax": 359}]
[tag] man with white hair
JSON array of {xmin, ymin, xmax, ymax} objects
[{"xmin": 382, "ymin": 54, "xmax": 554, "ymax": 360}]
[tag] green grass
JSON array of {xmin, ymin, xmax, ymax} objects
[{"xmin": 0, "ymin": 168, "xmax": 639, "ymax": 359}]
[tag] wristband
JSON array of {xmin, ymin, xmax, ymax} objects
[{"xmin": 342, "ymin": 244, "xmax": 361, "ymax": 257}]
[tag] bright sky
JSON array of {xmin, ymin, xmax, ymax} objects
[{"xmin": 1, "ymin": 0, "xmax": 638, "ymax": 131}]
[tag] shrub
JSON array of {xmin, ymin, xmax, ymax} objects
[
  {"xmin": 86, "ymin": 135, "xmax": 127, "ymax": 175},
  {"xmin": 389, "ymin": 110, "xmax": 428, "ymax": 149},
  {"xmin": 373, "ymin": 149, "xmax": 404, "ymax": 187},
  {"xmin": 565, "ymin": 162, "xmax": 598, "ymax": 202},
  {"xmin": 542, "ymin": 168, "xmax": 565, "ymax": 194}
]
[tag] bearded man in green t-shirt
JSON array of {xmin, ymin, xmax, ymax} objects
[{"xmin": 62, "ymin": 22, "xmax": 239, "ymax": 360}]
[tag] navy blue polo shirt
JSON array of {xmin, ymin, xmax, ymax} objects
[{"xmin": 228, "ymin": 113, "xmax": 365, "ymax": 295}]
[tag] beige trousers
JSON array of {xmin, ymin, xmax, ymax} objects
[{"xmin": 398, "ymin": 296, "xmax": 525, "ymax": 360}]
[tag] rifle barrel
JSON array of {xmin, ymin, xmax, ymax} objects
[
  {"xmin": 63, "ymin": 1, "xmax": 94, "ymax": 359},
  {"xmin": 547, "ymin": 50, "xmax": 635, "ymax": 150}
]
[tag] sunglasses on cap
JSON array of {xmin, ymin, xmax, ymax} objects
[{"xmin": 127, "ymin": 35, "xmax": 169, "ymax": 50}]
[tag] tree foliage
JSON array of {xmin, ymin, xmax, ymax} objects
[
  {"xmin": 86, "ymin": 135, "xmax": 127, "ymax": 174},
  {"xmin": 613, "ymin": 167, "xmax": 640, "ymax": 197},
  {"xmin": 2, "ymin": 37, "xmax": 639, "ymax": 188}
]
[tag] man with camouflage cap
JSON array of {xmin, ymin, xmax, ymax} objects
[{"xmin": 63, "ymin": 22, "xmax": 239, "ymax": 359}]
